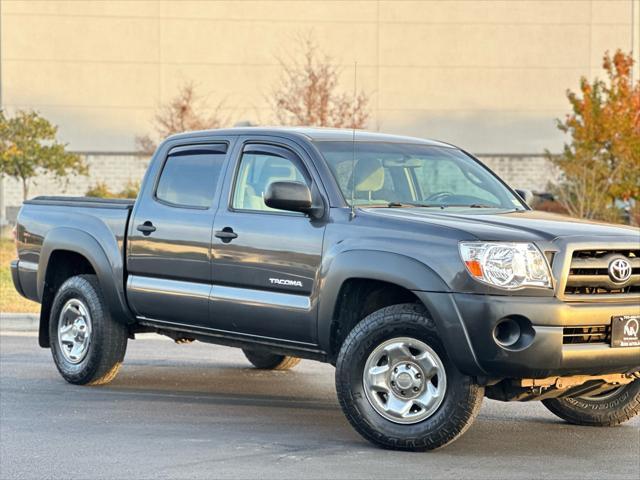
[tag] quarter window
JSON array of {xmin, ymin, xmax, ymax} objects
[
  {"xmin": 232, "ymin": 151, "xmax": 307, "ymax": 212},
  {"xmin": 156, "ymin": 148, "xmax": 226, "ymax": 208}
]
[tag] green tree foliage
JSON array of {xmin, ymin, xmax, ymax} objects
[
  {"xmin": 549, "ymin": 50, "xmax": 640, "ymax": 222},
  {"xmin": 0, "ymin": 110, "xmax": 87, "ymax": 201},
  {"xmin": 85, "ymin": 180, "xmax": 140, "ymax": 199}
]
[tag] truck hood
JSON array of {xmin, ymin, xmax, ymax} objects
[{"xmin": 361, "ymin": 208, "xmax": 639, "ymax": 243}]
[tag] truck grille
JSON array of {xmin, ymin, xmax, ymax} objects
[
  {"xmin": 563, "ymin": 325, "xmax": 611, "ymax": 345},
  {"xmin": 564, "ymin": 249, "xmax": 640, "ymax": 297}
]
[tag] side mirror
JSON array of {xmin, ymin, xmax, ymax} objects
[
  {"xmin": 265, "ymin": 181, "xmax": 319, "ymax": 217},
  {"xmin": 515, "ymin": 188, "xmax": 534, "ymax": 205}
]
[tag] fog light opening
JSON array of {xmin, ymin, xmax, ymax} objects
[{"xmin": 494, "ymin": 319, "xmax": 522, "ymax": 348}]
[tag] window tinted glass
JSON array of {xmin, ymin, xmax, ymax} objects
[
  {"xmin": 413, "ymin": 159, "xmax": 500, "ymax": 204},
  {"xmin": 156, "ymin": 150, "xmax": 225, "ymax": 208},
  {"xmin": 315, "ymin": 142, "xmax": 523, "ymax": 210},
  {"xmin": 232, "ymin": 152, "xmax": 306, "ymax": 211}
]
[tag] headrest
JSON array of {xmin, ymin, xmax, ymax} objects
[
  {"xmin": 353, "ymin": 159, "xmax": 384, "ymax": 192},
  {"xmin": 259, "ymin": 164, "xmax": 294, "ymax": 184}
]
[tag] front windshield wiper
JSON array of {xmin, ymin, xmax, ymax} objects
[
  {"xmin": 452, "ymin": 203, "xmax": 496, "ymax": 208},
  {"xmin": 386, "ymin": 202, "xmax": 498, "ymax": 209},
  {"xmin": 366, "ymin": 202, "xmax": 503, "ymax": 209},
  {"xmin": 386, "ymin": 201, "xmax": 440, "ymax": 208},
  {"xmin": 420, "ymin": 203, "xmax": 498, "ymax": 209}
]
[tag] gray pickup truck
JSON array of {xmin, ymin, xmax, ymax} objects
[{"xmin": 11, "ymin": 127, "xmax": 640, "ymax": 450}]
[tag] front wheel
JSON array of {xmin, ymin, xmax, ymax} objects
[
  {"xmin": 49, "ymin": 274, "xmax": 128, "ymax": 385},
  {"xmin": 542, "ymin": 380, "xmax": 640, "ymax": 426},
  {"xmin": 335, "ymin": 303, "xmax": 484, "ymax": 451}
]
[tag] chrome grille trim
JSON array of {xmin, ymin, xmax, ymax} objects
[{"xmin": 563, "ymin": 249, "xmax": 640, "ymax": 297}]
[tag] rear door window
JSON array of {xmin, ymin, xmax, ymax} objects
[{"xmin": 156, "ymin": 145, "xmax": 227, "ymax": 208}]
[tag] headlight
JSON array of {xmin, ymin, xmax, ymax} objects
[{"xmin": 459, "ymin": 242, "xmax": 552, "ymax": 289}]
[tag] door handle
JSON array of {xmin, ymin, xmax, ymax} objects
[
  {"xmin": 136, "ymin": 221, "xmax": 156, "ymax": 235},
  {"xmin": 215, "ymin": 227, "xmax": 238, "ymax": 243}
]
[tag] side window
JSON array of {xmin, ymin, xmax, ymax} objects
[
  {"xmin": 232, "ymin": 151, "xmax": 307, "ymax": 212},
  {"xmin": 156, "ymin": 149, "xmax": 226, "ymax": 208}
]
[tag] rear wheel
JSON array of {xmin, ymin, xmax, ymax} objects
[
  {"xmin": 49, "ymin": 274, "xmax": 128, "ymax": 385},
  {"xmin": 242, "ymin": 349, "xmax": 301, "ymax": 370},
  {"xmin": 335, "ymin": 303, "xmax": 484, "ymax": 451},
  {"xmin": 542, "ymin": 380, "xmax": 640, "ymax": 426}
]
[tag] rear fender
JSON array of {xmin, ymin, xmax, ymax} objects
[{"xmin": 38, "ymin": 228, "xmax": 133, "ymax": 345}]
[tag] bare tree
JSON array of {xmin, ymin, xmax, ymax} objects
[
  {"xmin": 271, "ymin": 37, "xmax": 370, "ymax": 128},
  {"xmin": 136, "ymin": 82, "xmax": 226, "ymax": 154}
]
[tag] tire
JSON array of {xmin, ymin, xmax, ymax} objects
[
  {"xmin": 242, "ymin": 349, "xmax": 301, "ymax": 370},
  {"xmin": 335, "ymin": 303, "xmax": 484, "ymax": 451},
  {"xmin": 542, "ymin": 380, "xmax": 640, "ymax": 426},
  {"xmin": 49, "ymin": 274, "xmax": 128, "ymax": 385}
]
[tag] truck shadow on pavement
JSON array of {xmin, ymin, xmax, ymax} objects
[
  {"xmin": 80, "ymin": 361, "xmax": 639, "ymax": 457},
  {"xmin": 3, "ymin": 334, "xmax": 637, "ymax": 479}
]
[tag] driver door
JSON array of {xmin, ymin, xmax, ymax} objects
[{"xmin": 209, "ymin": 141, "xmax": 326, "ymax": 345}]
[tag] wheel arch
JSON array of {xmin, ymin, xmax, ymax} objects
[
  {"xmin": 317, "ymin": 250, "xmax": 450, "ymax": 360},
  {"xmin": 37, "ymin": 228, "xmax": 133, "ymax": 348}
]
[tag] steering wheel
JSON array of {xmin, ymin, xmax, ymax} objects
[{"xmin": 424, "ymin": 191, "xmax": 455, "ymax": 203}]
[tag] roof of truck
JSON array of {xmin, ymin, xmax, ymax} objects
[{"xmin": 167, "ymin": 127, "xmax": 455, "ymax": 148}]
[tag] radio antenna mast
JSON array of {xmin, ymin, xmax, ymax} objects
[{"xmin": 350, "ymin": 61, "xmax": 357, "ymax": 219}]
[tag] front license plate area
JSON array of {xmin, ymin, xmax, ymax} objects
[{"xmin": 611, "ymin": 315, "xmax": 640, "ymax": 348}]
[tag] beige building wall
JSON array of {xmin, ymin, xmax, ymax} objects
[{"xmin": 1, "ymin": 0, "xmax": 639, "ymax": 154}]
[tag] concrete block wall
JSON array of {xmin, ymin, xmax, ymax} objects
[
  {"xmin": 0, "ymin": 152, "xmax": 558, "ymax": 223},
  {"xmin": 1, "ymin": 153, "xmax": 150, "ymax": 222},
  {"xmin": 479, "ymin": 155, "xmax": 559, "ymax": 192}
]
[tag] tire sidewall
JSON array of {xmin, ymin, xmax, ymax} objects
[
  {"xmin": 564, "ymin": 381, "xmax": 639, "ymax": 412},
  {"xmin": 337, "ymin": 312, "xmax": 473, "ymax": 443},
  {"xmin": 49, "ymin": 276, "xmax": 107, "ymax": 383},
  {"xmin": 543, "ymin": 380, "xmax": 640, "ymax": 426}
]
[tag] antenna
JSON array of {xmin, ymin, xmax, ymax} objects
[{"xmin": 350, "ymin": 61, "xmax": 357, "ymax": 219}]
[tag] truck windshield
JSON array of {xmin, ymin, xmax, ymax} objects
[{"xmin": 315, "ymin": 142, "xmax": 525, "ymax": 210}]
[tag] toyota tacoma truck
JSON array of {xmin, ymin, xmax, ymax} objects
[{"xmin": 11, "ymin": 128, "xmax": 640, "ymax": 450}]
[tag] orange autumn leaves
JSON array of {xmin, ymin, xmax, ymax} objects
[{"xmin": 551, "ymin": 50, "xmax": 640, "ymax": 222}]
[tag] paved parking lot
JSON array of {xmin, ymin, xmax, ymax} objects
[{"xmin": 1, "ymin": 331, "xmax": 638, "ymax": 479}]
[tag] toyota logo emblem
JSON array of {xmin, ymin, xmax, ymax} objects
[{"xmin": 608, "ymin": 258, "xmax": 632, "ymax": 283}]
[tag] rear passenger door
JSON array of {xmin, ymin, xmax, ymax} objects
[
  {"xmin": 126, "ymin": 143, "xmax": 229, "ymax": 328},
  {"xmin": 210, "ymin": 140, "xmax": 327, "ymax": 345}
]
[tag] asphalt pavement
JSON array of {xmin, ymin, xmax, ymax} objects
[{"xmin": 1, "ymin": 331, "xmax": 638, "ymax": 480}]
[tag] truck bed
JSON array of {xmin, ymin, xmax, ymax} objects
[
  {"xmin": 13, "ymin": 195, "xmax": 134, "ymax": 306},
  {"xmin": 25, "ymin": 196, "xmax": 135, "ymax": 209}
]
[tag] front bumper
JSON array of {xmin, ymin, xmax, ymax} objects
[{"xmin": 415, "ymin": 291, "xmax": 640, "ymax": 379}]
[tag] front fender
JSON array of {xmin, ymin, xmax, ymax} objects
[
  {"xmin": 316, "ymin": 249, "xmax": 485, "ymax": 375},
  {"xmin": 39, "ymin": 227, "xmax": 133, "ymax": 325},
  {"xmin": 317, "ymin": 249, "xmax": 449, "ymax": 351}
]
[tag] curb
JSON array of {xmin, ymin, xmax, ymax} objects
[{"xmin": 0, "ymin": 313, "xmax": 39, "ymax": 332}]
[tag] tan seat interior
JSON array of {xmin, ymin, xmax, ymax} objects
[
  {"xmin": 350, "ymin": 159, "xmax": 388, "ymax": 203},
  {"xmin": 238, "ymin": 159, "xmax": 299, "ymax": 211}
]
